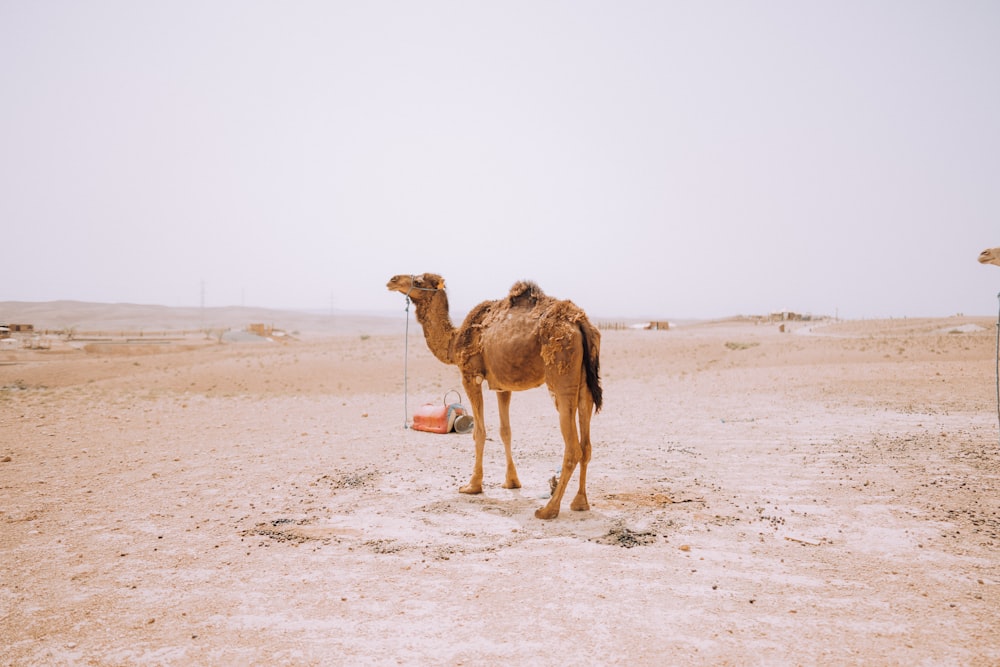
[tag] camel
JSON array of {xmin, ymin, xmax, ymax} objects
[
  {"xmin": 979, "ymin": 248, "xmax": 1000, "ymax": 267},
  {"xmin": 387, "ymin": 273, "xmax": 602, "ymax": 519}
]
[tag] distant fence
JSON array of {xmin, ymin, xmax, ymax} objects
[
  {"xmin": 596, "ymin": 321, "xmax": 670, "ymax": 331},
  {"xmin": 30, "ymin": 329, "xmax": 208, "ymax": 339}
]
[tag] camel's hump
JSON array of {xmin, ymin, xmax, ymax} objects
[{"xmin": 507, "ymin": 280, "xmax": 545, "ymax": 305}]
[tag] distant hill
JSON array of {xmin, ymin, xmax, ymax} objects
[{"xmin": 0, "ymin": 301, "xmax": 403, "ymax": 336}]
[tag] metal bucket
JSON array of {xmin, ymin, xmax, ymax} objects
[{"xmin": 453, "ymin": 413, "xmax": 474, "ymax": 434}]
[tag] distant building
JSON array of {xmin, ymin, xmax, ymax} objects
[
  {"xmin": 768, "ymin": 311, "xmax": 810, "ymax": 322},
  {"xmin": 10, "ymin": 324, "xmax": 34, "ymax": 333},
  {"xmin": 247, "ymin": 323, "xmax": 273, "ymax": 337}
]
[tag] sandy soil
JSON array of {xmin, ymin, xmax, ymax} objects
[{"xmin": 2, "ymin": 306, "xmax": 1000, "ymax": 665}]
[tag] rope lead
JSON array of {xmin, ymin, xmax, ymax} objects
[
  {"xmin": 400, "ymin": 276, "xmax": 444, "ymax": 430},
  {"xmin": 404, "ymin": 295, "xmax": 411, "ymax": 429}
]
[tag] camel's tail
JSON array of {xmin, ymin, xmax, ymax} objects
[{"xmin": 579, "ymin": 318, "xmax": 603, "ymax": 413}]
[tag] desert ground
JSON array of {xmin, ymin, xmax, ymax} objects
[{"xmin": 2, "ymin": 302, "xmax": 1000, "ymax": 665}]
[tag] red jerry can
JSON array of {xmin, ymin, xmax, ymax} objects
[{"xmin": 411, "ymin": 390, "xmax": 473, "ymax": 434}]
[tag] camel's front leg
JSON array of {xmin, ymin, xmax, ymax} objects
[
  {"xmin": 459, "ymin": 376, "xmax": 486, "ymax": 494},
  {"xmin": 495, "ymin": 391, "xmax": 521, "ymax": 489}
]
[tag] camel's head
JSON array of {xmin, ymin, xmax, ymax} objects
[
  {"xmin": 978, "ymin": 247, "xmax": 1000, "ymax": 267},
  {"xmin": 386, "ymin": 273, "xmax": 446, "ymax": 298}
]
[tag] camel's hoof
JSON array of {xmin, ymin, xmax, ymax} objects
[
  {"xmin": 570, "ymin": 495, "xmax": 590, "ymax": 512},
  {"xmin": 503, "ymin": 479, "xmax": 522, "ymax": 490},
  {"xmin": 534, "ymin": 506, "xmax": 559, "ymax": 520},
  {"xmin": 459, "ymin": 484, "xmax": 483, "ymax": 495}
]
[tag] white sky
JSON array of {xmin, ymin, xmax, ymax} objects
[{"xmin": 2, "ymin": 1, "xmax": 998, "ymax": 320}]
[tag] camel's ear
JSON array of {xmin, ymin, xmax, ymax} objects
[{"xmin": 422, "ymin": 274, "xmax": 444, "ymax": 290}]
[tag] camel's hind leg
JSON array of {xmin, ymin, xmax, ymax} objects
[
  {"xmin": 570, "ymin": 383, "xmax": 594, "ymax": 512},
  {"xmin": 535, "ymin": 395, "xmax": 581, "ymax": 520},
  {"xmin": 496, "ymin": 390, "xmax": 521, "ymax": 489},
  {"xmin": 459, "ymin": 376, "xmax": 486, "ymax": 494}
]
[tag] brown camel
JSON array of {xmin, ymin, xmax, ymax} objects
[
  {"xmin": 387, "ymin": 273, "xmax": 602, "ymax": 519},
  {"xmin": 979, "ymin": 247, "xmax": 1000, "ymax": 267}
]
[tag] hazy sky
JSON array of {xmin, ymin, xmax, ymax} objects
[{"xmin": 2, "ymin": 2, "xmax": 998, "ymax": 320}]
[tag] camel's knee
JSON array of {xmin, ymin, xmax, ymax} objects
[
  {"xmin": 558, "ymin": 459, "xmax": 580, "ymax": 478},
  {"xmin": 561, "ymin": 447, "xmax": 583, "ymax": 469}
]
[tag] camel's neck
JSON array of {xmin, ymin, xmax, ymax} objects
[{"xmin": 412, "ymin": 291, "xmax": 456, "ymax": 365}]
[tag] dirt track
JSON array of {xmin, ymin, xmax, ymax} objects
[{"xmin": 3, "ymin": 314, "xmax": 1000, "ymax": 665}]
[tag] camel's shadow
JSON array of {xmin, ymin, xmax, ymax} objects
[
  {"xmin": 448, "ymin": 486, "xmax": 662, "ymax": 546},
  {"xmin": 242, "ymin": 466, "xmax": 679, "ymax": 557}
]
